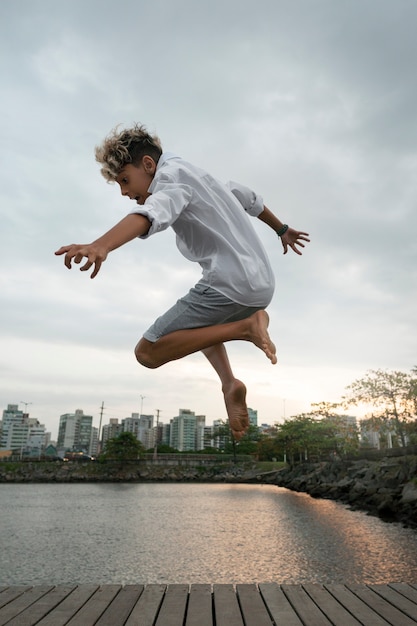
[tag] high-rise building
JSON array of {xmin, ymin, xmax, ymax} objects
[
  {"xmin": 102, "ymin": 418, "xmax": 121, "ymax": 446},
  {"xmin": 161, "ymin": 423, "xmax": 171, "ymax": 446},
  {"xmin": 138, "ymin": 415, "xmax": 154, "ymax": 448},
  {"xmin": 1, "ymin": 404, "xmax": 24, "ymax": 449},
  {"xmin": 195, "ymin": 415, "xmax": 206, "ymax": 451},
  {"xmin": 1, "ymin": 404, "xmax": 47, "ymax": 455},
  {"xmin": 57, "ymin": 409, "xmax": 93, "ymax": 454},
  {"xmin": 169, "ymin": 409, "xmax": 205, "ymax": 451},
  {"xmin": 248, "ymin": 407, "xmax": 258, "ymax": 427},
  {"xmin": 122, "ymin": 413, "xmax": 140, "ymax": 438},
  {"xmin": 209, "ymin": 419, "xmax": 228, "ymax": 450},
  {"xmin": 122, "ymin": 413, "xmax": 154, "ymax": 447},
  {"xmin": 90, "ymin": 427, "xmax": 99, "ymax": 457},
  {"xmin": 26, "ymin": 419, "xmax": 47, "ymax": 456}
]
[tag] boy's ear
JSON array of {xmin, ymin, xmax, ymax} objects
[{"xmin": 142, "ymin": 155, "xmax": 157, "ymax": 174}]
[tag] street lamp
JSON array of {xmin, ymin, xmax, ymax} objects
[{"xmin": 20, "ymin": 401, "xmax": 32, "ymax": 414}]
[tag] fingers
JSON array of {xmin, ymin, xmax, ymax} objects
[
  {"xmin": 54, "ymin": 246, "xmax": 72, "ymax": 256},
  {"xmin": 90, "ymin": 263, "xmax": 101, "ymax": 279},
  {"xmin": 65, "ymin": 247, "xmax": 85, "ymax": 270},
  {"xmin": 80, "ymin": 257, "xmax": 102, "ymax": 279},
  {"xmin": 55, "ymin": 244, "xmax": 80, "ymax": 269},
  {"xmin": 64, "ymin": 251, "xmax": 75, "ymax": 269},
  {"xmin": 55, "ymin": 244, "xmax": 104, "ymax": 278},
  {"xmin": 284, "ymin": 230, "xmax": 311, "ymax": 256},
  {"xmin": 282, "ymin": 238, "xmax": 305, "ymax": 256}
]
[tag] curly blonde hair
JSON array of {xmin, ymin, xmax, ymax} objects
[{"xmin": 95, "ymin": 123, "xmax": 163, "ymax": 182}]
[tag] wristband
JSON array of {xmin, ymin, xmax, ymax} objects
[{"xmin": 277, "ymin": 224, "xmax": 289, "ymax": 237}]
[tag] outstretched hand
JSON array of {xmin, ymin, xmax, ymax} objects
[
  {"xmin": 280, "ymin": 228, "xmax": 310, "ymax": 255},
  {"xmin": 54, "ymin": 243, "xmax": 108, "ymax": 278}
]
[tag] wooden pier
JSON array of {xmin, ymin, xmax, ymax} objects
[{"xmin": 1, "ymin": 582, "xmax": 417, "ymax": 625}]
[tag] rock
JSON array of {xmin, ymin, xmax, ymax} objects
[
  {"xmin": 271, "ymin": 455, "xmax": 417, "ymax": 528},
  {"xmin": 400, "ymin": 481, "xmax": 417, "ymax": 504}
]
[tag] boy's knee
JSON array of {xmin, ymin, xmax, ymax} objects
[{"xmin": 134, "ymin": 339, "xmax": 159, "ymax": 369}]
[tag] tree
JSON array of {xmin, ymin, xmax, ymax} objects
[
  {"xmin": 344, "ymin": 369, "xmax": 417, "ymax": 447},
  {"xmin": 149, "ymin": 444, "xmax": 178, "ymax": 454},
  {"xmin": 101, "ymin": 432, "xmax": 144, "ymax": 464},
  {"xmin": 310, "ymin": 402, "xmax": 359, "ymax": 455},
  {"xmin": 211, "ymin": 420, "xmax": 261, "ymax": 454},
  {"xmin": 271, "ymin": 414, "xmax": 334, "ymax": 464},
  {"xmin": 360, "ymin": 414, "xmax": 398, "ymax": 449},
  {"xmin": 259, "ymin": 411, "xmax": 359, "ymax": 465},
  {"xmin": 310, "ymin": 401, "xmax": 342, "ymax": 417},
  {"xmin": 410, "ymin": 366, "xmax": 417, "ymax": 415},
  {"xmin": 256, "ymin": 426, "xmax": 282, "ymax": 461}
]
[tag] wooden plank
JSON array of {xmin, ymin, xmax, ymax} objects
[
  {"xmin": 2, "ymin": 583, "xmax": 417, "ymax": 626},
  {"xmin": 125, "ymin": 584, "xmax": 166, "ymax": 626},
  {"xmin": 0, "ymin": 587, "xmax": 31, "ymax": 611},
  {"xmin": 347, "ymin": 583, "xmax": 417, "ymax": 626},
  {"xmin": 303, "ymin": 584, "xmax": 363, "ymax": 626},
  {"xmin": 154, "ymin": 584, "xmax": 189, "ymax": 626},
  {"xmin": 185, "ymin": 584, "xmax": 213, "ymax": 626},
  {"xmin": 5, "ymin": 586, "xmax": 76, "ymax": 626},
  {"xmin": 369, "ymin": 584, "xmax": 417, "ymax": 621},
  {"xmin": 281, "ymin": 585, "xmax": 333, "ymax": 626},
  {"xmin": 0, "ymin": 586, "xmax": 54, "ymax": 626},
  {"xmin": 65, "ymin": 585, "xmax": 122, "ymax": 626},
  {"xmin": 324, "ymin": 584, "xmax": 391, "ymax": 626},
  {"xmin": 259, "ymin": 583, "xmax": 304, "ymax": 626},
  {"xmin": 36, "ymin": 585, "xmax": 99, "ymax": 626},
  {"xmin": 91, "ymin": 585, "xmax": 144, "ymax": 626},
  {"xmin": 236, "ymin": 584, "xmax": 273, "ymax": 626},
  {"xmin": 213, "ymin": 584, "xmax": 244, "ymax": 626},
  {"xmin": 389, "ymin": 583, "xmax": 417, "ymax": 604}
]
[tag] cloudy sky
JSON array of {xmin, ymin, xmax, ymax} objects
[{"xmin": 1, "ymin": 0, "xmax": 416, "ymax": 439}]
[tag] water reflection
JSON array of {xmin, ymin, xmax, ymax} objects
[{"xmin": 1, "ymin": 483, "xmax": 417, "ymax": 585}]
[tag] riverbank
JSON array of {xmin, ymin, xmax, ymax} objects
[
  {"xmin": 0, "ymin": 459, "xmax": 257, "ymax": 483},
  {"xmin": 259, "ymin": 455, "xmax": 417, "ymax": 529}
]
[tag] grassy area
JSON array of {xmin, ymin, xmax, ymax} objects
[{"xmin": 254, "ymin": 461, "xmax": 286, "ymax": 472}]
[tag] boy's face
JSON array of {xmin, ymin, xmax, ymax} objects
[{"xmin": 116, "ymin": 156, "xmax": 156, "ymax": 205}]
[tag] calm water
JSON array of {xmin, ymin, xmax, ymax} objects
[{"xmin": 1, "ymin": 483, "xmax": 417, "ymax": 585}]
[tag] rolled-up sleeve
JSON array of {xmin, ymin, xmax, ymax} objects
[
  {"xmin": 226, "ymin": 181, "xmax": 264, "ymax": 217},
  {"xmin": 129, "ymin": 181, "xmax": 193, "ymax": 238}
]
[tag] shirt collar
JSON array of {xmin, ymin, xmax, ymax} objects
[
  {"xmin": 148, "ymin": 152, "xmax": 180, "ymax": 194},
  {"xmin": 157, "ymin": 152, "xmax": 180, "ymax": 169}
]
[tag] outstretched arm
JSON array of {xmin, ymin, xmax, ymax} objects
[
  {"xmin": 55, "ymin": 213, "xmax": 151, "ymax": 278},
  {"xmin": 257, "ymin": 206, "xmax": 310, "ymax": 255},
  {"xmin": 227, "ymin": 182, "xmax": 309, "ymax": 255}
]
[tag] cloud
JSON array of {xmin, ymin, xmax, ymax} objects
[{"xmin": 1, "ymin": 0, "xmax": 416, "ymax": 437}]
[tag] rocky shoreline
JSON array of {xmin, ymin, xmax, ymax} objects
[
  {"xmin": 258, "ymin": 455, "xmax": 417, "ymax": 529},
  {"xmin": 1, "ymin": 455, "xmax": 417, "ymax": 528}
]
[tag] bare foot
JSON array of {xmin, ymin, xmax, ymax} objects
[
  {"xmin": 223, "ymin": 379, "xmax": 250, "ymax": 441},
  {"xmin": 247, "ymin": 311, "xmax": 277, "ymax": 364}
]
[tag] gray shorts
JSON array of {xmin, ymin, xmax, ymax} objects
[{"xmin": 143, "ymin": 283, "xmax": 263, "ymax": 342}]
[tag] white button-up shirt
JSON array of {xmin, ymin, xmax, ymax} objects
[{"xmin": 130, "ymin": 153, "xmax": 275, "ymax": 307}]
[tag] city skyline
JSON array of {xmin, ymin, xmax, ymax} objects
[
  {"xmin": 1, "ymin": 1, "xmax": 416, "ymax": 437},
  {"xmin": 1, "ymin": 401, "xmax": 261, "ymax": 443}
]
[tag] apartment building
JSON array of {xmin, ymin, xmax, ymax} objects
[
  {"xmin": 169, "ymin": 409, "xmax": 206, "ymax": 451},
  {"xmin": 1, "ymin": 404, "xmax": 47, "ymax": 456},
  {"xmin": 57, "ymin": 409, "xmax": 93, "ymax": 454}
]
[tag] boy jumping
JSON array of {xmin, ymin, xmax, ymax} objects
[{"xmin": 55, "ymin": 124, "xmax": 310, "ymax": 441}]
